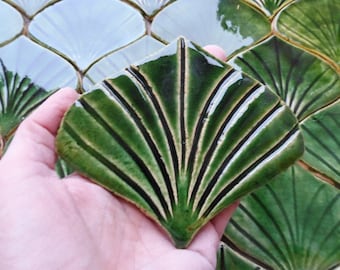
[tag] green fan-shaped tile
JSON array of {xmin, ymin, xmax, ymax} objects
[
  {"xmin": 231, "ymin": 37, "xmax": 340, "ymax": 121},
  {"xmin": 7, "ymin": 0, "xmax": 56, "ymax": 16},
  {"xmin": 56, "ymin": 38, "xmax": 303, "ymax": 248},
  {"xmin": 0, "ymin": 36, "xmax": 77, "ymax": 155},
  {"xmin": 29, "ymin": 0, "xmax": 145, "ymax": 70},
  {"xmin": 84, "ymin": 36, "xmax": 164, "ymax": 90},
  {"xmin": 0, "ymin": 60, "xmax": 52, "ymax": 153},
  {"xmin": 244, "ymin": 0, "xmax": 291, "ymax": 16},
  {"xmin": 126, "ymin": 0, "xmax": 172, "ymax": 15},
  {"xmin": 276, "ymin": 0, "xmax": 340, "ymax": 68},
  {"xmin": 152, "ymin": 0, "xmax": 270, "ymax": 57},
  {"xmin": 300, "ymin": 101, "xmax": 340, "ymax": 184},
  {"xmin": 216, "ymin": 242, "xmax": 266, "ymax": 270},
  {"xmin": 0, "ymin": 1, "xmax": 23, "ymax": 45},
  {"xmin": 224, "ymin": 165, "xmax": 340, "ymax": 270}
]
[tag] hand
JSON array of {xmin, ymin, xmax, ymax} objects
[{"xmin": 0, "ymin": 47, "xmax": 238, "ymax": 270}]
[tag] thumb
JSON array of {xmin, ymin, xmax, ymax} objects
[{"xmin": 3, "ymin": 87, "xmax": 79, "ymax": 171}]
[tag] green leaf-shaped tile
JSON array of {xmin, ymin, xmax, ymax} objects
[
  {"xmin": 0, "ymin": 59, "xmax": 53, "ymax": 153},
  {"xmin": 224, "ymin": 165, "xmax": 340, "ymax": 269},
  {"xmin": 56, "ymin": 38, "xmax": 304, "ymax": 248},
  {"xmin": 276, "ymin": 0, "xmax": 340, "ymax": 68},
  {"xmin": 231, "ymin": 37, "xmax": 340, "ymax": 120},
  {"xmin": 244, "ymin": 0, "xmax": 290, "ymax": 16},
  {"xmin": 217, "ymin": 242, "xmax": 266, "ymax": 269},
  {"xmin": 301, "ymin": 101, "xmax": 340, "ymax": 184}
]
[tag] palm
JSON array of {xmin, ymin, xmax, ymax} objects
[
  {"xmin": 0, "ymin": 44, "xmax": 237, "ymax": 269},
  {"xmin": 63, "ymin": 175, "xmax": 228, "ymax": 269},
  {"xmin": 0, "ymin": 164, "xmax": 233, "ymax": 269}
]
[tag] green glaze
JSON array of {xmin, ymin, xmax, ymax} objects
[
  {"xmin": 225, "ymin": 164, "xmax": 340, "ymax": 269},
  {"xmin": 56, "ymin": 38, "xmax": 303, "ymax": 247},
  {"xmin": 217, "ymin": 242, "xmax": 266, "ymax": 270},
  {"xmin": 0, "ymin": 0, "xmax": 339, "ymax": 266},
  {"xmin": 277, "ymin": 0, "xmax": 340, "ymax": 68},
  {"xmin": 232, "ymin": 37, "xmax": 340, "ymax": 121},
  {"xmin": 0, "ymin": 60, "xmax": 53, "ymax": 153},
  {"xmin": 244, "ymin": 0, "xmax": 291, "ymax": 16},
  {"xmin": 301, "ymin": 102, "xmax": 340, "ymax": 184}
]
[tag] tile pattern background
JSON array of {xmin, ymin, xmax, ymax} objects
[{"xmin": 0, "ymin": 0, "xmax": 339, "ymax": 269}]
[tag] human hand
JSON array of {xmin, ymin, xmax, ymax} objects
[{"xmin": 0, "ymin": 46, "xmax": 238, "ymax": 270}]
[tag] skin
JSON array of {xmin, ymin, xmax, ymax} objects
[{"xmin": 0, "ymin": 47, "xmax": 238, "ymax": 270}]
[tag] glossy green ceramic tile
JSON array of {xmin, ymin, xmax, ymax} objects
[
  {"xmin": 0, "ymin": 1, "xmax": 23, "ymax": 45},
  {"xmin": 217, "ymin": 242, "xmax": 265, "ymax": 269},
  {"xmin": 29, "ymin": 0, "xmax": 145, "ymax": 70},
  {"xmin": 0, "ymin": 0, "xmax": 338, "ymax": 267},
  {"xmin": 0, "ymin": 60, "xmax": 53, "ymax": 153},
  {"xmin": 244, "ymin": 0, "xmax": 291, "ymax": 16},
  {"xmin": 231, "ymin": 37, "xmax": 340, "ymax": 121},
  {"xmin": 224, "ymin": 165, "xmax": 340, "ymax": 269},
  {"xmin": 277, "ymin": 0, "xmax": 340, "ymax": 68},
  {"xmin": 0, "ymin": 36, "xmax": 77, "ymax": 154},
  {"xmin": 56, "ymin": 38, "xmax": 303, "ymax": 248},
  {"xmin": 301, "ymin": 102, "xmax": 340, "ymax": 184},
  {"xmin": 84, "ymin": 36, "xmax": 164, "ymax": 91},
  {"xmin": 152, "ymin": 0, "xmax": 270, "ymax": 57}
]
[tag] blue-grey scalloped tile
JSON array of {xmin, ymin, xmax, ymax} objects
[
  {"xmin": 7, "ymin": 0, "xmax": 56, "ymax": 16},
  {"xmin": 128, "ymin": 0, "xmax": 172, "ymax": 15},
  {"xmin": 29, "ymin": 0, "xmax": 146, "ymax": 70},
  {"xmin": 0, "ymin": 1, "xmax": 24, "ymax": 45},
  {"xmin": 0, "ymin": 36, "xmax": 77, "ymax": 89},
  {"xmin": 83, "ymin": 36, "xmax": 164, "ymax": 90},
  {"xmin": 152, "ymin": 0, "xmax": 270, "ymax": 57}
]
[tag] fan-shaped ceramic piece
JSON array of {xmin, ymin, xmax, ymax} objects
[
  {"xmin": 232, "ymin": 37, "xmax": 340, "ymax": 121},
  {"xmin": 0, "ymin": 1, "xmax": 23, "ymax": 44},
  {"xmin": 83, "ymin": 36, "xmax": 164, "ymax": 90},
  {"xmin": 301, "ymin": 102, "xmax": 340, "ymax": 184},
  {"xmin": 8, "ymin": 0, "xmax": 56, "ymax": 16},
  {"xmin": 0, "ymin": 36, "xmax": 76, "ymax": 154},
  {"xmin": 56, "ymin": 38, "xmax": 304, "ymax": 248},
  {"xmin": 224, "ymin": 165, "xmax": 340, "ymax": 269},
  {"xmin": 277, "ymin": 0, "xmax": 340, "ymax": 68},
  {"xmin": 29, "ymin": 0, "xmax": 145, "ymax": 70},
  {"xmin": 0, "ymin": 36, "xmax": 77, "ymax": 90},
  {"xmin": 128, "ymin": 0, "xmax": 172, "ymax": 15},
  {"xmin": 0, "ymin": 59, "xmax": 52, "ymax": 152},
  {"xmin": 244, "ymin": 0, "xmax": 290, "ymax": 16}
]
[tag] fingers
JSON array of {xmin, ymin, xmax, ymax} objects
[
  {"xmin": 210, "ymin": 201, "xmax": 239, "ymax": 237},
  {"xmin": 3, "ymin": 87, "xmax": 79, "ymax": 170},
  {"xmin": 204, "ymin": 45, "xmax": 227, "ymax": 61}
]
